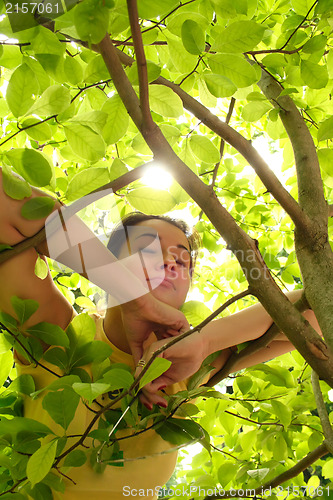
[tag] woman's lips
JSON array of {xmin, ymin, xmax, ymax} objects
[{"xmin": 147, "ymin": 277, "xmax": 175, "ymax": 290}]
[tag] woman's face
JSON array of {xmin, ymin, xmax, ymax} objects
[{"xmin": 117, "ymin": 219, "xmax": 191, "ymax": 309}]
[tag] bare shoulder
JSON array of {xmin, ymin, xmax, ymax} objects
[{"xmin": 0, "ymin": 169, "xmax": 73, "ymax": 329}]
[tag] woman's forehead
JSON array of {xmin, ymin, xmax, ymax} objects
[{"xmin": 134, "ymin": 219, "xmax": 190, "ymax": 249}]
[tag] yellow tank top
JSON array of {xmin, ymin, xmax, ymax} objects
[{"xmin": 16, "ymin": 314, "xmax": 188, "ymax": 500}]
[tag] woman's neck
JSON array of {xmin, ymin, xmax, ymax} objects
[{"xmin": 103, "ymin": 306, "xmax": 131, "ymax": 354}]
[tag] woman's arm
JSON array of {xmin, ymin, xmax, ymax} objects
[{"xmin": 138, "ymin": 291, "xmax": 321, "ymax": 404}]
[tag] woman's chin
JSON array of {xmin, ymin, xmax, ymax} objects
[{"xmin": 150, "ymin": 287, "xmax": 180, "ymax": 309}]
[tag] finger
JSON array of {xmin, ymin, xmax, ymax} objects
[
  {"xmin": 144, "ymin": 374, "xmax": 173, "ymax": 394},
  {"xmin": 141, "ymin": 387, "xmax": 168, "ymax": 408},
  {"xmin": 139, "ymin": 392, "xmax": 153, "ymax": 411},
  {"xmin": 131, "ymin": 343, "xmax": 144, "ymax": 366}
]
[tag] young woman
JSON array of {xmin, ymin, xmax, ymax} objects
[{"xmin": 0, "ymin": 170, "xmax": 320, "ymax": 499}]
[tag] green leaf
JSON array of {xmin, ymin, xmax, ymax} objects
[
  {"xmin": 208, "ymin": 54, "xmax": 259, "ymax": 87},
  {"xmin": 43, "ymin": 347, "xmax": 68, "ymax": 371},
  {"xmin": 318, "ymin": 116, "xmax": 333, "ymax": 142},
  {"xmin": 109, "ymin": 158, "xmax": 128, "ymax": 180},
  {"xmin": 74, "ymin": 0, "xmax": 109, "ymax": 45},
  {"xmin": 149, "ymin": 85, "xmax": 183, "ymax": 117},
  {"xmin": 83, "ymin": 54, "xmax": 109, "ymax": 83},
  {"xmin": 247, "ymin": 467, "xmax": 270, "ymax": 481},
  {"xmin": 31, "ymin": 27, "xmax": 65, "ymax": 56},
  {"xmin": 102, "ymin": 95, "xmax": 130, "ymax": 145},
  {"xmin": 10, "ymin": 296, "xmax": 39, "ymax": 324},
  {"xmin": 64, "ymin": 56, "xmax": 84, "ymax": 85},
  {"xmin": 189, "ymin": 135, "xmax": 220, "ymax": 163},
  {"xmin": 292, "ymin": 0, "xmax": 316, "ymax": 15},
  {"xmin": 29, "ymin": 483, "xmax": 53, "ymax": 500},
  {"xmin": 21, "ymin": 197, "xmax": 55, "ymax": 220},
  {"xmin": 138, "ymin": 0, "xmax": 179, "ymax": 18},
  {"xmin": 9, "ymin": 374, "xmax": 35, "ymax": 395},
  {"xmin": 203, "ymin": 73, "xmax": 236, "ymax": 98},
  {"xmin": 63, "ymin": 449, "xmax": 87, "ymax": 467},
  {"xmin": 139, "ymin": 358, "xmax": 172, "ymax": 390},
  {"xmin": 26, "ymin": 85, "xmax": 71, "ymax": 116},
  {"xmin": 0, "ymin": 351, "xmax": 13, "ymax": 387},
  {"xmin": 70, "ymin": 111, "xmax": 107, "ymax": 135},
  {"xmin": 47, "ymin": 375, "xmax": 82, "ymax": 392},
  {"xmin": 101, "ymin": 368, "xmax": 134, "ymax": 390},
  {"xmin": 27, "ymin": 439, "xmax": 58, "ymax": 487},
  {"xmin": 26, "ymin": 322, "xmax": 69, "ymax": 348},
  {"xmin": 42, "ymin": 388, "xmax": 80, "ymax": 430},
  {"xmin": 6, "ymin": 148, "xmax": 54, "ymax": 187},
  {"xmin": 127, "ymin": 187, "xmax": 177, "ymax": 214},
  {"xmin": 1, "ymin": 164, "xmax": 32, "ymax": 200},
  {"xmin": 72, "ymin": 382, "xmax": 110, "ymax": 404},
  {"xmin": 181, "ymin": 20, "xmax": 205, "ymax": 55},
  {"xmin": 70, "ymin": 341, "xmax": 112, "ymax": 368},
  {"xmin": 302, "ymin": 34, "xmax": 327, "ymax": 54},
  {"xmin": 318, "ymin": 148, "xmax": 333, "ymax": 175},
  {"xmin": 21, "ymin": 117, "xmax": 53, "ymax": 142},
  {"xmin": 241, "ymin": 101, "xmax": 272, "ymax": 122},
  {"xmin": 167, "ymin": 35, "xmax": 198, "ymax": 73},
  {"xmin": 6, "ymin": 63, "xmax": 39, "ymax": 117},
  {"xmin": 181, "ymin": 301, "xmax": 212, "ymax": 325},
  {"xmin": 0, "ymin": 417, "xmax": 52, "ymax": 438},
  {"xmin": 66, "ymin": 167, "xmax": 110, "ymax": 201},
  {"xmin": 63, "ymin": 123, "xmax": 106, "ymax": 162},
  {"xmin": 212, "ymin": 21, "xmax": 265, "ymax": 52},
  {"xmin": 273, "ymin": 433, "xmax": 288, "ymax": 461},
  {"xmin": 127, "ymin": 61, "xmax": 161, "ymax": 85},
  {"xmin": 235, "ymin": 376, "xmax": 253, "ymax": 395},
  {"xmin": 34, "ymin": 255, "xmax": 49, "ymax": 280},
  {"xmin": 301, "ymin": 60, "xmax": 328, "ymax": 89},
  {"xmin": 322, "ymin": 459, "xmax": 333, "ymax": 479},
  {"xmin": 155, "ymin": 417, "xmax": 204, "ymax": 446},
  {"xmin": 66, "ymin": 313, "xmax": 96, "ymax": 348}
]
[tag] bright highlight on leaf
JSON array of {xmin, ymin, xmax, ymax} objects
[{"xmin": 34, "ymin": 255, "xmax": 48, "ymax": 280}]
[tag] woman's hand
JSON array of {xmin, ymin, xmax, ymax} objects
[
  {"xmin": 135, "ymin": 330, "xmax": 207, "ymax": 408},
  {"xmin": 120, "ymin": 293, "xmax": 191, "ymax": 365}
]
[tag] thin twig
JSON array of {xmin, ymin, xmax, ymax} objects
[
  {"xmin": 311, "ymin": 370, "xmax": 333, "ymax": 453},
  {"xmin": 279, "ymin": 0, "xmax": 318, "ymax": 51},
  {"xmin": 211, "ymin": 98, "xmax": 235, "ymax": 188},
  {"xmin": 0, "ymin": 321, "xmax": 61, "ymax": 378}
]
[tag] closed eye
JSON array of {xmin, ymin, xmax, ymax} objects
[{"xmin": 139, "ymin": 248, "xmax": 156, "ymax": 254}]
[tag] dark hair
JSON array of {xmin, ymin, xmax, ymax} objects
[{"xmin": 107, "ymin": 212, "xmax": 201, "ymax": 275}]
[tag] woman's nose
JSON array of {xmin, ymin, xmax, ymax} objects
[{"xmin": 156, "ymin": 251, "xmax": 176, "ymax": 270}]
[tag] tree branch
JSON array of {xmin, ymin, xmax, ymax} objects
[
  {"xmin": 207, "ymin": 292, "xmax": 310, "ymax": 386},
  {"xmin": 126, "ymin": 0, "xmax": 154, "ymax": 128},
  {"xmin": 257, "ymin": 67, "xmax": 326, "ymax": 222},
  {"xmin": 110, "ymin": 48, "xmax": 308, "ymax": 231},
  {"xmin": 311, "ymin": 370, "xmax": 333, "ymax": 453}
]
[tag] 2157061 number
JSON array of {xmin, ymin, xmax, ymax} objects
[{"xmin": 5, "ymin": 2, "xmax": 59, "ymax": 14}]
